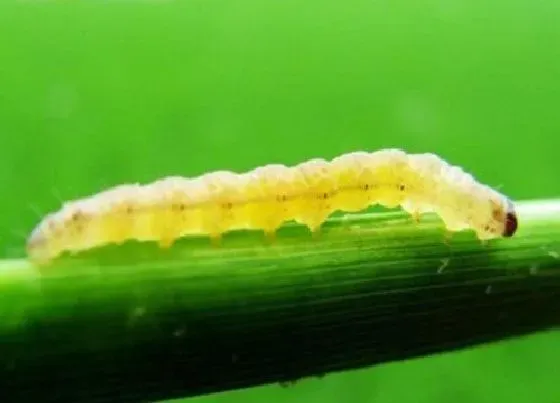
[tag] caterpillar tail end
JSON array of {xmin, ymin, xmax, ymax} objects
[
  {"xmin": 502, "ymin": 199, "xmax": 518, "ymax": 238},
  {"xmin": 26, "ymin": 225, "xmax": 54, "ymax": 266}
]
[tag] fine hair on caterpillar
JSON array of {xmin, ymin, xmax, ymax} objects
[{"xmin": 26, "ymin": 149, "xmax": 518, "ymax": 264}]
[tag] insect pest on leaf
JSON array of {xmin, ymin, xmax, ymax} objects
[{"xmin": 26, "ymin": 149, "xmax": 518, "ymax": 264}]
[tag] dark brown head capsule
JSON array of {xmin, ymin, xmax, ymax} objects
[{"xmin": 502, "ymin": 199, "xmax": 518, "ymax": 237}]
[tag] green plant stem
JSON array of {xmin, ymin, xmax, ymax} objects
[{"xmin": 1, "ymin": 199, "xmax": 559, "ymax": 402}]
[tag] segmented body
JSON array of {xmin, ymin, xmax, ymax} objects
[{"xmin": 26, "ymin": 149, "xmax": 518, "ymax": 263}]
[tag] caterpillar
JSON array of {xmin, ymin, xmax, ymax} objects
[{"xmin": 26, "ymin": 149, "xmax": 518, "ymax": 264}]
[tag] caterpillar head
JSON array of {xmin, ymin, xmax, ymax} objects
[
  {"xmin": 473, "ymin": 193, "xmax": 517, "ymax": 241},
  {"xmin": 501, "ymin": 199, "xmax": 518, "ymax": 237},
  {"xmin": 482, "ymin": 196, "xmax": 517, "ymax": 239}
]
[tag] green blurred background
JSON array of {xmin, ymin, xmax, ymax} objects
[{"xmin": 1, "ymin": 0, "xmax": 559, "ymax": 402}]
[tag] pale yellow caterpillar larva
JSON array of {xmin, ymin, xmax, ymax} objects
[{"xmin": 26, "ymin": 149, "xmax": 518, "ymax": 264}]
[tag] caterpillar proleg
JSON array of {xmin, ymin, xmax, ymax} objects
[{"xmin": 26, "ymin": 149, "xmax": 518, "ymax": 264}]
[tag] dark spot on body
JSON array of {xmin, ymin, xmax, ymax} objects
[
  {"xmin": 69, "ymin": 211, "xmax": 86, "ymax": 232},
  {"xmin": 491, "ymin": 207, "xmax": 502, "ymax": 221},
  {"xmin": 173, "ymin": 203, "xmax": 186, "ymax": 211},
  {"xmin": 399, "ymin": 184, "xmax": 405, "ymax": 191}
]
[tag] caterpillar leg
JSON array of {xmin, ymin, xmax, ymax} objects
[
  {"xmin": 264, "ymin": 229, "xmax": 277, "ymax": 244},
  {"xmin": 297, "ymin": 217, "xmax": 324, "ymax": 238},
  {"xmin": 310, "ymin": 226, "xmax": 322, "ymax": 239},
  {"xmin": 476, "ymin": 234, "xmax": 490, "ymax": 247},
  {"xmin": 297, "ymin": 211, "xmax": 331, "ymax": 239},
  {"xmin": 261, "ymin": 217, "xmax": 284, "ymax": 245},
  {"xmin": 401, "ymin": 202, "xmax": 420, "ymax": 224},
  {"xmin": 441, "ymin": 218, "xmax": 469, "ymax": 245},
  {"xmin": 202, "ymin": 217, "xmax": 224, "ymax": 247},
  {"xmin": 158, "ymin": 237, "xmax": 176, "ymax": 249},
  {"xmin": 209, "ymin": 233, "xmax": 222, "ymax": 247},
  {"xmin": 443, "ymin": 230, "xmax": 453, "ymax": 245}
]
